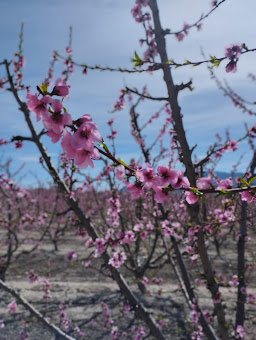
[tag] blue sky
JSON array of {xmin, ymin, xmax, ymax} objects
[{"xmin": 0, "ymin": 0, "xmax": 255, "ymax": 187}]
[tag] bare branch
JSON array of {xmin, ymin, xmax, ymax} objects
[{"xmin": 125, "ymin": 86, "xmax": 168, "ymax": 101}]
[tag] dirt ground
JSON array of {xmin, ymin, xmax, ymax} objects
[
  {"xmin": 0, "ymin": 232, "xmax": 193, "ymax": 340},
  {"xmin": 0, "ymin": 231, "xmax": 256, "ymax": 339}
]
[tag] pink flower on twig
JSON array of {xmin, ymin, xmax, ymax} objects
[{"xmin": 8, "ymin": 301, "xmax": 18, "ymax": 314}]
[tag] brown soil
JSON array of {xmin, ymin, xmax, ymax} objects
[{"xmin": 0, "ymin": 232, "xmax": 192, "ymax": 340}]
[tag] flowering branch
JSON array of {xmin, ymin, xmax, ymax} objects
[
  {"xmin": 53, "ymin": 43, "xmax": 256, "ymax": 78},
  {"xmin": 209, "ymin": 67, "xmax": 256, "ymax": 116},
  {"xmin": 163, "ymin": 0, "xmax": 227, "ymax": 39},
  {"xmin": 0, "ymin": 279, "xmax": 76, "ymax": 340},
  {"xmin": 3, "ymin": 58, "xmax": 165, "ymax": 340},
  {"xmin": 148, "ymin": 1, "xmax": 230, "ymax": 338}
]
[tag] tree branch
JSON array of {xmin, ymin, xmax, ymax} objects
[
  {"xmin": 125, "ymin": 86, "xmax": 168, "ymax": 101},
  {"xmin": 148, "ymin": 1, "xmax": 229, "ymax": 338},
  {"xmin": 0, "ymin": 279, "xmax": 76, "ymax": 340},
  {"xmin": 4, "ymin": 58, "xmax": 165, "ymax": 340}
]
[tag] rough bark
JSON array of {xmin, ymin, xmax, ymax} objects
[
  {"xmin": 235, "ymin": 201, "xmax": 247, "ymax": 327},
  {"xmin": 148, "ymin": 1, "xmax": 229, "ymax": 338}
]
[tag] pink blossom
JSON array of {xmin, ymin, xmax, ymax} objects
[
  {"xmin": 67, "ymin": 191, "xmax": 75, "ymax": 198},
  {"xmin": 140, "ymin": 230, "xmax": 148, "ymax": 239},
  {"xmin": 107, "ymin": 130, "xmax": 117, "ymax": 140},
  {"xmin": 136, "ymin": 163, "xmax": 160, "ymax": 190},
  {"xmin": 8, "ymin": 301, "xmax": 18, "ymax": 314},
  {"xmin": 116, "ymin": 165, "xmax": 125, "ymax": 180},
  {"xmin": 226, "ymin": 139, "xmax": 238, "ymax": 151},
  {"xmin": 152, "ymin": 277, "xmax": 163, "ymax": 285},
  {"xmin": 143, "ymin": 39, "xmax": 158, "ymax": 60},
  {"xmin": 141, "ymin": 276, "xmax": 149, "ymax": 285},
  {"xmin": 248, "ymin": 264, "xmax": 254, "ymax": 271},
  {"xmin": 210, "ymin": 1, "xmax": 217, "ymax": 7},
  {"xmin": 157, "ymin": 166, "xmax": 178, "ymax": 187},
  {"xmin": 0, "ymin": 77, "xmax": 6, "ymax": 89},
  {"xmin": 111, "ymin": 326, "xmax": 120, "ymax": 339},
  {"xmin": 228, "ymin": 275, "xmax": 238, "ymax": 287},
  {"xmin": 190, "ymin": 254, "xmax": 199, "ymax": 262},
  {"xmin": 217, "ymin": 178, "xmax": 233, "ymax": 190},
  {"xmin": 191, "ymin": 309, "xmax": 200, "ymax": 324},
  {"xmin": 94, "ymin": 238, "xmax": 106, "ymax": 254},
  {"xmin": 75, "ymin": 228, "xmax": 88, "ymax": 239},
  {"xmin": 71, "ymin": 122, "xmax": 101, "ymax": 151},
  {"xmin": 241, "ymin": 191, "xmax": 254, "ymax": 202},
  {"xmin": 249, "ymin": 126, "xmax": 256, "ymax": 137},
  {"xmin": 60, "ymin": 310, "xmax": 67, "ymax": 319},
  {"xmin": 14, "ymin": 141, "xmax": 24, "ymax": 149},
  {"xmin": 43, "ymin": 111, "xmax": 72, "ymax": 135},
  {"xmin": 154, "ymin": 187, "xmax": 169, "ymax": 203},
  {"xmin": 213, "ymin": 291, "xmax": 222, "ymax": 304},
  {"xmin": 51, "ymin": 98, "xmax": 62, "ymax": 112},
  {"xmin": 192, "ymin": 325, "xmax": 203, "ymax": 340},
  {"xmin": 75, "ymin": 113, "xmax": 94, "ymax": 125},
  {"xmin": 26, "ymin": 269, "xmax": 40, "ymax": 283},
  {"xmin": 127, "ymin": 182, "xmax": 144, "ymax": 198},
  {"xmin": 26, "ymin": 90, "xmax": 52, "ymax": 121},
  {"xmin": 204, "ymin": 309, "xmax": 214, "ymax": 323},
  {"xmin": 74, "ymin": 147, "xmax": 100, "ymax": 169},
  {"xmin": 240, "ymin": 286, "xmax": 246, "ymax": 294},
  {"xmin": 62, "ymin": 318, "xmax": 72, "ymax": 332},
  {"xmin": 215, "ymin": 151, "xmax": 223, "ymax": 159},
  {"xmin": 65, "ymin": 46, "xmax": 73, "ymax": 54},
  {"xmin": 121, "ymin": 230, "xmax": 136, "ymax": 245},
  {"xmin": 55, "ymin": 78, "xmax": 64, "ymax": 86},
  {"xmin": 134, "ymin": 327, "xmax": 146, "ymax": 340},
  {"xmin": 143, "ymin": 13, "xmax": 151, "ymax": 21},
  {"xmin": 85, "ymin": 237, "xmax": 93, "ymax": 247},
  {"xmin": 14, "ymin": 53, "xmax": 26, "ymax": 68},
  {"xmin": 175, "ymin": 32, "xmax": 185, "ymax": 42},
  {"xmin": 0, "ymin": 138, "xmax": 8, "ymax": 145},
  {"xmin": 46, "ymin": 130, "xmax": 63, "ymax": 143},
  {"xmin": 61, "ymin": 129, "xmax": 77, "ymax": 158},
  {"xmin": 196, "ymin": 177, "xmax": 212, "ymax": 190},
  {"xmin": 67, "ymin": 251, "xmax": 77, "ymax": 262},
  {"xmin": 225, "ymin": 44, "xmax": 242, "ymax": 59},
  {"xmin": 162, "ymin": 226, "xmax": 174, "ymax": 237},
  {"xmin": 197, "ymin": 23, "xmax": 203, "ymax": 31},
  {"xmin": 113, "ymin": 90, "xmax": 126, "ymax": 111},
  {"xmin": 108, "ymin": 251, "xmax": 127, "ymax": 268},
  {"xmin": 232, "ymin": 325, "xmax": 246, "ymax": 339},
  {"xmin": 248, "ymin": 294, "xmax": 256, "ymax": 304},
  {"xmin": 225, "ymin": 60, "xmax": 237, "ymax": 73},
  {"xmin": 52, "ymin": 85, "xmax": 70, "ymax": 97},
  {"xmin": 171, "ymin": 170, "xmax": 190, "ymax": 189},
  {"xmin": 107, "ymin": 118, "xmax": 115, "ymax": 126},
  {"xmin": 131, "ymin": 4, "xmax": 143, "ymax": 23},
  {"xmin": 158, "ymin": 320, "xmax": 165, "ymax": 329},
  {"xmin": 0, "ymin": 320, "xmax": 4, "ymax": 328},
  {"xmin": 146, "ymin": 222, "xmax": 154, "ymax": 230},
  {"xmin": 133, "ymin": 222, "xmax": 144, "ymax": 232},
  {"xmin": 183, "ymin": 22, "xmax": 190, "ymax": 35},
  {"xmin": 185, "ymin": 191, "xmax": 199, "ymax": 204},
  {"xmin": 172, "ymin": 222, "xmax": 181, "ymax": 229}
]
